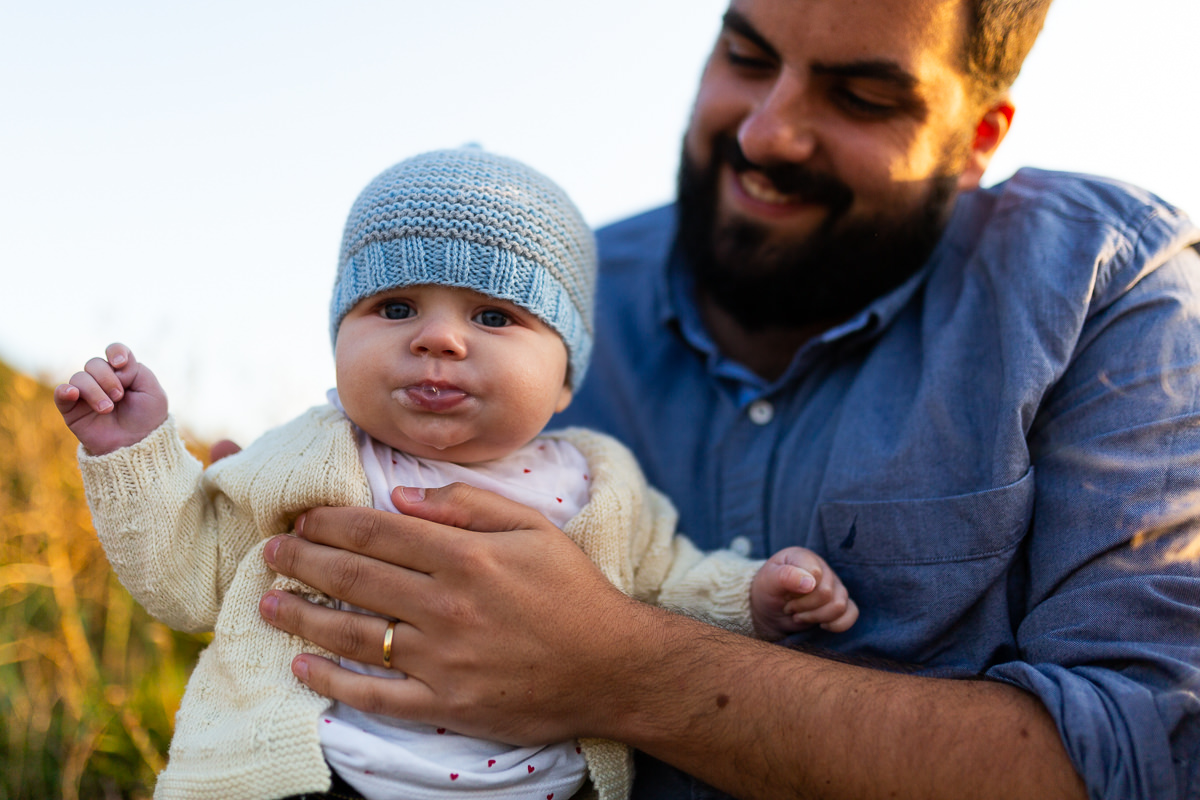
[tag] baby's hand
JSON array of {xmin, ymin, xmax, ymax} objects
[
  {"xmin": 750, "ymin": 546, "xmax": 859, "ymax": 640},
  {"xmin": 54, "ymin": 343, "xmax": 168, "ymax": 456}
]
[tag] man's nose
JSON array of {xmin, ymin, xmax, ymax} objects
[
  {"xmin": 410, "ymin": 315, "xmax": 467, "ymax": 358},
  {"xmin": 737, "ymin": 71, "xmax": 818, "ymax": 167}
]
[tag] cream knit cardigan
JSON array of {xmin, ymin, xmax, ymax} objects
[{"xmin": 79, "ymin": 405, "xmax": 760, "ymax": 800}]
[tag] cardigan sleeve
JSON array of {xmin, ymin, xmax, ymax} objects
[
  {"xmin": 79, "ymin": 416, "xmax": 247, "ymax": 632},
  {"xmin": 79, "ymin": 406, "xmax": 370, "ymax": 633},
  {"xmin": 552, "ymin": 428, "xmax": 762, "ymax": 635}
]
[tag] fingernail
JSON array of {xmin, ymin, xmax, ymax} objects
[
  {"xmin": 293, "ymin": 657, "xmax": 309, "ymax": 682},
  {"xmin": 109, "ymin": 388, "xmax": 123, "ymax": 401},
  {"xmin": 399, "ymin": 486, "xmax": 425, "ymax": 503},
  {"xmin": 798, "ymin": 572, "xmax": 816, "ymax": 593},
  {"xmin": 97, "ymin": 399, "xmax": 113, "ymax": 412},
  {"xmin": 264, "ymin": 536, "xmax": 281, "ymax": 565},
  {"xmin": 111, "ymin": 354, "xmax": 127, "ymax": 367},
  {"xmin": 294, "ymin": 513, "xmax": 305, "ymax": 535},
  {"xmin": 260, "ymin": 592, "xmax": 278, "ymax": 621}
]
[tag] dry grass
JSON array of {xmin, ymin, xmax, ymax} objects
[{"xmin": 0, "ymin": 360, "xmax": 207, "ymax": 799}]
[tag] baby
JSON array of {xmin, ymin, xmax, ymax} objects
[{"xmin": 56, "ymin": 149, "xmax": 857, "ymax": 800}]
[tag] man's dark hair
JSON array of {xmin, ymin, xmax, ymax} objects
[{"xmin": 964, "ymin": 0, "xmax": 1054, "ymax": 100}]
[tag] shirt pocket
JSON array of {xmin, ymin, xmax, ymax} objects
[{"xmin": 814, "ymin": 467, "xmax": 1034, "ymax": 667}]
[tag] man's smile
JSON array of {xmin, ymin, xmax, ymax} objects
[{"xmin": 737, "ymin": 169, "xmax": 801, "ymax": 206}]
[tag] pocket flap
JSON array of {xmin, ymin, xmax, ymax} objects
[{"xmin": 819, "ymin": 467, "xmax": 1034, "ymax": 565}]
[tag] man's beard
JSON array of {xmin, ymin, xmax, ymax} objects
[{"xmin": 676, "ymin": 136, "xmax": 958, "ymax": 332}]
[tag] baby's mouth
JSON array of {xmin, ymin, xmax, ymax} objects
[{"xmin": 402, "ymin": 381, "xmax": 469, "ymax": 411}]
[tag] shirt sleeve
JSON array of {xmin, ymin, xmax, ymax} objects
[{"xmin": 987, "ymin": 246, "xmax": 1200, "ymax": 800}]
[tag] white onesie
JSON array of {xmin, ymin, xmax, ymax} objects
[{"xmin": 320, "ymin": 393, "xmax": 591, "ymax": 800}]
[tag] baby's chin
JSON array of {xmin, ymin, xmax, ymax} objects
[{"xmin": 373, "ymin": 427, "xmax": 515, "ymax": 465}]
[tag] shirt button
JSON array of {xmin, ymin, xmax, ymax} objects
[
  {"xmin": 747, "ymin": 400, "xmax": 775, "ymax": 425},
  {"xmin": 730, "ymin": 536, "xmax": 753, "ymax": 557}
]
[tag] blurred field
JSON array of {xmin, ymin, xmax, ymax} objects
[{"xmin": 0, "ymin": 360, "xmax": 208, "ymax": 800}]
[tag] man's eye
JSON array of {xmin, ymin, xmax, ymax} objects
[
  {"xmin": 721, "ymin": 34, "xmax": 774, "ymax": 71},
  {"xmin": 380, "ymin": 301, "xmax": 414, "ymax": 320},
  {"xmin": 725, "ymin": 43, "xmax": 774, "ymax": 71},
  {"xmin": 727, "ymin": 50, "xmax": 773, "ymax": 70},
  {"xmin": 473, "ymin": 309, "xmax": 512, "ymax": 328},
  {"xmin": 833, "ymin": 87, "xmax": 898, "ymax": 118}
]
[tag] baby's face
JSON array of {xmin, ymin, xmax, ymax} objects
[{"xmin": 335, "ymin": 285, "xmax": 573, "ymax": 463}]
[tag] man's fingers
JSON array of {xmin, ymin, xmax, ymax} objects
[
  {"xmin": 294, "ymin": 484, "xmax": 544, "ymax": 573},
  {"xmin": 287, "ymin": 485, "xmax": 561, "ymax": 583},
  {"xmin": 291, "ymin": 505, "xmax": 453, "ymax": 576},
  {"xmin": 210, "ymin": 439, "xmax": 242, "ymax": 462},
  {"xmin": 265, "ymin": 530, "xmax": 436, "ymax": 616},
  {"xmin": 291, "ymin": 653, "xmax": 434, "ymax": 723},
  {"xmin": 391, "ymin": 481, "xmax": 553, "ymax": 534},
  {"xmin": 262, "ymin": 589, "xmax": 447, "ymax": 722},
  {"xmin": 261, "ymin": 589, "xmax": 408, "ymax": 667}
]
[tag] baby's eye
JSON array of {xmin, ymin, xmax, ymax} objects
[
  {"xmin": 473, "ymin": 309, "xmax": 512, "ymax": 328},
  {"xmin": 380, "ymin": 301, "xmax": 414, "ymax": 320}
]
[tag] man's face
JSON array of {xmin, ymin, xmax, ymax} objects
[{"xmin": 680, "ymin": 0, "xmax": 983, "ymax": 329}]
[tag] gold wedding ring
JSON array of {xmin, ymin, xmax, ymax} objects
[{"xmin": 382, "ymin": 621, "xmax": 396, "ymax": 669}]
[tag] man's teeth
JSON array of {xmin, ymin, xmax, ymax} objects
[{"xmin": 739, "ymin": 172, "xmax": 795, "ymax": 204}]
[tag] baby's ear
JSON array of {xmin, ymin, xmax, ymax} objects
[{"xmin": 555, "ymin": 384, "xmax": 574, "ymax": 413}]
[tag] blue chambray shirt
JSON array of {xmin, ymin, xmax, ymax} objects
[{"xmin": 554, "ymin": 169, "xmax": 1200, "ymax": 800}]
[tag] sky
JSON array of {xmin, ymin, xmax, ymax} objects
[{"xmin": 3, "ymin": 0, "xmax": 1198, "ymax": 444}]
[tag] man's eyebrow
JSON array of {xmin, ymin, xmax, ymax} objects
[
  {"xmin": 721, "ymin": 9, "xmax": 927, "ymax": 117},
  {"xmin": 721, "ymin": 8, "xmax": 779, "ymax": 61}
]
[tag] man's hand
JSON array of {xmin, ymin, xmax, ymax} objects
[
  {"xmin": 258, "ymin": 482, "xmax": 651, "ymax": 745},
  {"xmin": 54, "ymin": 342, "xmax": 168, "ymax": 455},
  {"xmin": 259, "ymin": 483, "xmax": 1086, "ymax": 800},
  {"xmin": 210, "ymin": 439, "xmax": 242, "ymax": 462}
]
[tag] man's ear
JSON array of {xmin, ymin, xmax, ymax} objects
[{"xmin": 957, "ymin": 94, "xmax": 1015, "ymax": 191}]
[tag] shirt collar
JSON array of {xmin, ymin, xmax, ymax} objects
[{"xmin": 659, "ymin": 237, "xmax": 933, "ymax": 397}]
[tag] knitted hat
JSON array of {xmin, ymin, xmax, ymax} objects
[{"xmin": 330, "ymin": 148, "xmax": 596, "ymax": 386}]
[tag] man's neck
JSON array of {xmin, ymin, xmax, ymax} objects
[{"xmin": 698, "ymin": 291, "xmax": 835, "ymax": 382}]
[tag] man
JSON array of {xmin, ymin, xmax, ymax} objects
[{"xmin": 256, "ymin": 0, "xmax": 1200, "ymax": 797}]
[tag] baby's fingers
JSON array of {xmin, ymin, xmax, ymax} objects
[
  {"xmin": 787, "ymin": 585, "xmax": 858, "ymax": 631},
  {"xmin": 777, "ymin": 563, "xmax": 818, "ymax": 595},
  {"xmin": 67, "ymin": 368, "xmax": 119, "ymax": 414},
  {"xmin": 53, "ymin": 382, "xmax": 82, "ymax": 414},
  {"xmin": 821, "ymin": 598, "xmax": 860, "ymax": 633},
  {"xmin": 105, "ymin": 342, "xmax": 134, "ymax": 371},
  {"xmin": 84, "ymin": 356, "xmax": 126, "ymax": 404}
]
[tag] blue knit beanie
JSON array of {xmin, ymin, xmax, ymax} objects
[{"xmin": 331, "ymin": 148, "xmax": 596, "ymax": 386}]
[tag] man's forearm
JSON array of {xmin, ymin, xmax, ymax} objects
[
  {"xmin": 601, "ymin": 605, "xmax": 1086, "ymax": 800},
  {"xmin": 260, "ymin": 493, "xmax": 1087, "ymax": 800}
]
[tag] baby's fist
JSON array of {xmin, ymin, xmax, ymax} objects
[
  {"xmin": 750, "ymin": 546, "xmax": 858, "ymax": 640},
  {"xmin": 55, "ymin": 343, "xmax": 168, "ymax": 455}
]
